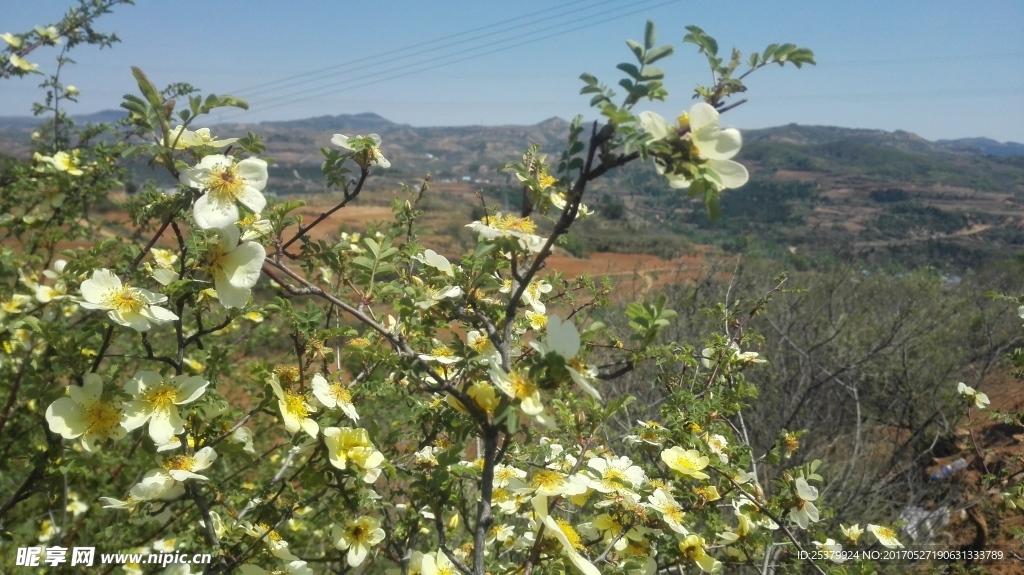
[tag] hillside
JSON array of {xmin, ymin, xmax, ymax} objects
[{"xmin": 3, "ymin": 112, "xmax": 1024, "ymax": 271}]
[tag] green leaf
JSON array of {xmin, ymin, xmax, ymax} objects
[
  {"xmin": 364, "ymin": 237, "xmax": 381, "ymax": 257},
  {"xmin": 705, "ymin": 189, "xmax": 722, "ymax": 222},
  {"xmin": 625, "ymin": 39, "xmax": 644, "ymax": 62},
  {"xmin": 644, "ymin": 20, "xmax": 656, "ymax": 50},
  {"xmin": 640, "ymin": 66, "xmax": 664, "ymax": 80},
  {"xmin": 616, "ymin": 63, "xmax": 642, "ymax": 81},
  {"xmin": 351, "ymin": 256, "xmax": 376, "ymax": 270},
  {"xmin": 643, "ymin": 45, "xmax": 674, "ymax": 65}
]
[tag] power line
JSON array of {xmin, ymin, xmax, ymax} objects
[
  {"xmin": 217, "ymin": 0, "xmax": 680, "ymax": 122},
  {"xmin": 229, "ymin": 0, "xmax": 610, "ymax": 100}
]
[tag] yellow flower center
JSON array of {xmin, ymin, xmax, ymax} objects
[
  {"xmin": 283, "ymin": 392, "xmax": 309, "ymax": 419},
  {"xmin": 430, "ymin": 345, "xmax": 454, "ymax": 359},
  {"xmin": 530, "ymin": 469, "xmax": 563, "ymax": 491},
  {"xmin": 83, "ymin": 401, "xmax": 122, "ymax": 436},
  {"xmin": 783, "ymin": 434, "xmax": 800, "ymax": 453},
  {"xmin": 639, "ymin": 429, "xmax": 660, "ymax": 442},
  {"xmin": 330, "ymin": 385, "xmax": 352, "ymax": 405},
  {"xmin": 495, "ymin": 467, "xmax": 518, "ymax": 483},
  {"xmin": 679, "ymin": 535, "xmax": 705, "ymax": 559},
  {"xmin": 163, "ymin": 455, "xmax": 197, "ymax": 471},
  {"xmin": 672, "ymin": 453, "xmax": 702, "ymax": 471},
  {"xmin": 347, "ymin": 524, "xmax": 367, "ymax": 543},
  {"xmin": 508, "ymin": 371, "xmax": 537, "ymax": 401},
  {"xmin": 603, "ymin": 468, "xmax": 626, "ymax": 483},
  {"xmin": 274, "ymin": 365, "xmax": 300, "ymax": 385},
  {"xmin": 205, "ymin": 163, "xmax": 244, "ymax": 203},
  {"xmin": 470, "ymin": 335, "xmax": 491, "ymax": 353},
  {"xmin": 876, "ymin": 526, "xmax": 897, "ymax": 540},
  {"xmin": 526, "ymin": 311, "xmax": 547, "ymax": 329},
  {"xmin": 349, "ymin": 337, "xmax": 370, "ymax": 347},
  {"xmin": 539, "ymin": 174, "xmax": 557, "ymax": 188},
  {"xmin": 555, "ymin": 519, "xmax": 584, "ymax": 551},
  {"xmin": 496, "ymin": 215, "xmax": 537, "ymax": 234},
  {"xmin": 106, "ymin": 285, "xmax": 144, "ymax": 314},
  {"xmin": 256, "ymin": 523, "xmax": 283, "ymax": 543},
  {"xmin": 142, "ymin": 384, "xmax": 179, "ymax": 411},
  {"xmin": 663, "ymin": 501, "xmax": 685, "ymax": 523}
]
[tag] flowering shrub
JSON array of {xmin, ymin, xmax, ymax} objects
[{"xmin": 1, "ymin": 3, "xmax": 958, "ymax": 575}]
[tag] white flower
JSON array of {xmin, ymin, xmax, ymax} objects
[
  {"xmin": 122, "ymin": 371, "xmax": 210, "ymax": 444},
  {"xmin": 414, "ymin": 249, "xmax": 454, "ymax": 276},
  {"xmin": 79, "ymin": 269, "xmax": 178, "ymax": 331},
  {"xmin": 532, "ymin": 496, "xmax": 600, "ymax": 575},
  {"xmin": 638, "ymin": 102, "xmax": 748, "ymax": 191},
  {"xmin": 490, "ymin": 367, "xmax": 554, "ymax": 428},
  {"xmin": 515, "ymin": 468, "xmax": 590, "ymax": 498},
  {"xmin": 311, "ymin": 373, "xmax": 359, "ymax": 421},
  {"xmin": 466, "ymin": 213, "xmax": 545, "ymax": 253},
  {"xmin": 647, "ymin": 488, "xmax": 688, "ymax": 534},
  {"xmin": 813, "ymin": 538, "xmax": 846, "ymax": 564},
  {"xmin": 678, "ymin": 534, "xmax": 721, "ymax": 574},
  {"xmin": 415, "ymin": 285, "xmax": 463, "ymax": 310},
  {"xmin": 323, "ymin": 426, "xmax": 385, "ymax": 483},
  {"xmin": 149, "ymin": 248, "xmax": 179, "ymax": 286},
  {"xmin": 204, "ymin": 225, "xmax": 265, "ymax": 308},
  {"xmin": 45, "ymin": 373, "xmax": 126, "ymax": 451},
  {"xmin": 788, "ymin": 477, "xmax": 820, "ymax": 529},
  {"xmin": 159, "ymin": 447, "xmax": 217, "ymax": 482},
  {"xmin": 35, "ymin": 151, "xmax": 83, "ymax": 175},
  {"xmin": 841, "ymin": 523, "xmax": 864, "ymax": 544},
  {"xmin": 237, "ymin": 212, "xmax": 272, "ymax": 241},
  {"xmin": 181, "ymin": 154, "xmax": 268, "ymax": 230},
  {"xmin": 34, "ymin": 25, "xmax": 61, "ymax": 44},
  {"xmin": 238, "ymin": 563, "xmax": 313, "ymax": 575},
  {"xmin": 229, "ymin": 426, "xmax": 256, "ymax": 455},
  {"xmin": 466, "ymin": 330, "xmax": 500, "ymax": 366},
  {"xmin": 626, "ymin": 420, "xmax": 667, "ymax": 446},
  {"xmin": 99, "ymin": 469, "xmax": 184, "ymax": 509},
  {"xmin": 492, "ymin": 464, "xmax": 527, "ymax": 488},
  {"xmin": 705, "ymin": 433, "xmax": 729, "ymax": 463},
  {"xmin": 529, "ymin": 315, "xmax": 601, "ymax": 400},
  {"xmin": 418, "ymin": 342, "xmax": 462, "ymax": 365},
  {"xmin": 420, "ymin": 550, "xmax": 458, "ymax": 575},
  {"xmin": 957, "ymin": 381, "xmax": 990, "ymax": 409},
  {"xmin": 587, "ymin": 455, "xmax": 645, "ymax": 496},
  {"xmin": 1, "ymin": 32, "xmax": 21, "ymax": 48},
  {"xmin": 10, "ymin": 54, "xmax": 39, "ymax": 72},
  {"xmin": 166, "ymin": 126, "xmax": 236, "ymax": 150},
  {"xmin": 661, "ymin": 446, "xmax": 710, "ymax": 480},
  {"xmin": 332, "ymin": 517, "xmax": 384, "ymax": 567},
  {"xmin": 269, "ymin": 376, "xmax": 318, "ymax": 438},
  {"xmin": 718, "ymin": 513, "xmax": 751, "ymax": 544},
  {"xmin": 867, "ymin": 524, "xmax": 903, "ymax": 548},
  {"xmin": 238, "ymin": 521, "xmax": 298, "ymax": 561},
  {"xmin": 332, "ymin": 133, "xmax": 390, "ymax": 168}
]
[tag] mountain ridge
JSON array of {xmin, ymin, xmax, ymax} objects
[{"xmin": 0, "ymin": 110, "xmax": 1020, "ymax": 157}]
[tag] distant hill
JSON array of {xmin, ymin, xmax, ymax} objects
[
  {"xmin": 257, "ymin": 112, "xmax": 401, "ymax": 133},
  {"xmin": 934, "ymin": 137, "xmax": 1024, "ymax": 157},
  {"xmin": 745, "ymin": 124, "xmax": 1024, "ymax": 158},
  {"xmin": 3, "ymin": 110, "xmax": 1024, "ymax": 271}
]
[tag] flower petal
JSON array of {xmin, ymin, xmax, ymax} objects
[
  {"xmin": 707, "ymin": 159, "xmax": 749, "ymax": 190},
  {"xmin": 193, "ymin": 193, "xmax": 239, "ymax": 230}
]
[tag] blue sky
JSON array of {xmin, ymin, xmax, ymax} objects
[{"xmin": 3, "ymin": 0, "xmax": 1023, "ymax": 141}]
